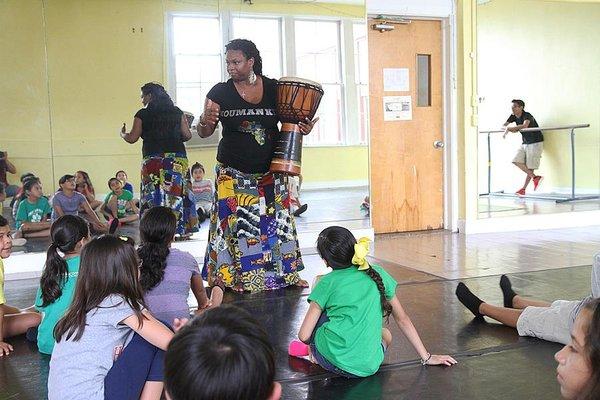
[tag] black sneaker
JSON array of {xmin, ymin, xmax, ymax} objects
[{"xmin": 293, "ymin": 204, "xmax": 308, "ymax": 217}]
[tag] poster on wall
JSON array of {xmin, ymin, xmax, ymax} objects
[
  {"xmin": 383, "ymin": 68, "xmax": 409, "ymax": 91},
  {"xmin": 383, "ymin": 96, "xmax": 412, "ymax": 121}
]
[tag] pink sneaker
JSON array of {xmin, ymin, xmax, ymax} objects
[
  {"xmin": 533, "ymin": 175, "xmax": 543, "ymax": 191},
  {"xmin": 288, "ymin": 340, "xmax": 309, "ymax": 357},
  {"xmin": 515, "ymin": 188, "xmax": 526, "ymax": 197}
]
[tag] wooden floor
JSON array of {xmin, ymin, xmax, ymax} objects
[{"xmin": 1, "ymin": 199, "xmax": 599, "ymax": 399}]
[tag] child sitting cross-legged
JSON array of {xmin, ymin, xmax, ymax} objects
[
  {"xmin": 0, "ymin": 215, "xmax": 41, "ymax": 356},
  {"xmin": 14, "ymin": 178, "xmax": 52, "ymax": 238},
  {"xmin": 291, "ymin": 226, "xmax": 457, "ymax": 377},
  {"xmin": 34, "ymin": 215, "xmax": 89, "ymax": 354},
  {"xmin": 139, "ymin": 206, "xmax": 222, "ymax": 327},
  {"xmin": 48, "ymin": 235, "xmax": 185, "ymax": 400},
  {"xmin": 101, "ymin": 178, "xmax": 138, "ymax": 229},
  {"xmin": 52, "ymin": 174, "xmax": 112, "ymax": 234}
]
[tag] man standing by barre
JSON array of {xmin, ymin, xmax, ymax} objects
[{"xmin": 503, "ymin": 99, "xmax": 543, "ymax": 196}]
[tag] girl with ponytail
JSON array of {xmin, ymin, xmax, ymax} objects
[
  {"xmin": 139, "ymin": 206, "xmax": 222, "ymax": 327},
  {"xmin": 35, "ymin": 215, "xmax": 89, "ymax": 354},
  {"xmin": 291, "ymin": 226, "xmax": 457, "ymax": 378}
]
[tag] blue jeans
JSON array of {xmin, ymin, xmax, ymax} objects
[{"xmin": 104, "ymin": 328, "xmax": 167, "ymax": 399}]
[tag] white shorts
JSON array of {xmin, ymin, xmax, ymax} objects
[
  {"xmin": 516, "ymin": 300, "xmax": 579, "ymax": 345},
  {"xmin": 513, "ymin": 142, "xmax": 543, "ymax": 170}
]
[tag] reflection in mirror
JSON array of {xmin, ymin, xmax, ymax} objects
[{"xmin": 476, "ymin": 0, "xmax": 600, "ymax": 219}]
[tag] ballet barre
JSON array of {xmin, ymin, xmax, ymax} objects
[{"xmin": 479, "ymin": 124, "xmax": 593, "ymax": 203}]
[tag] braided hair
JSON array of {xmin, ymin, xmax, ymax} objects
[
  {"xmin": 316, "ymin": 226, "xmax": 392, "ymax": 319},
  {"xmin": 138, "ymin": 206, "xmax": 177, "ymax": 292},
  {"xmin": 225, "ymin": 39, "xmax": 263, "ymax": 75},
  {"xmin": 40, "ymin": 215, "xmax": 89, "ymax": 306}
]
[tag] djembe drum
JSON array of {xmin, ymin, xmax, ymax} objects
[{"xmin": 270, "ymin": 77, "xmax": 324, "ymax": 176}]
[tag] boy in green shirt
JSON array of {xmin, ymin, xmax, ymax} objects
[
  {"xmin": 101, "ymin": 178, "xmax": 138, "ymax": 227},
  {"xmin": 15, "ymin": 178, "xmax": 52, "ymax": 238}
]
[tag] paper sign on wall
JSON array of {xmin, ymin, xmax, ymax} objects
[
  {"xmin": 383, "ymin": 96, "xmax": 412, "ymax": 121},
  {"xmin": 383, "ymin": 68, "xmax": 409, "ymax": 92}
]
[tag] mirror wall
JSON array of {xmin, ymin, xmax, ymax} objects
[
  {"xmin": 1, "ymin": 0, "xmax": 369, "ymax": 229},
  {"xmin": 476, "ymin": 0, "xmax": 600, "ymax": 219}
]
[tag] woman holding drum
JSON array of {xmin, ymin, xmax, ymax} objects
[{"xmin": 198, "ymin": 39, "xmax": 320, "ymax": 293}]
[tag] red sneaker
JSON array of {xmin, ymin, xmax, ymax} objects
[
  {"xmin": 533, "ymin": 175, "xmax": 543, "ymax": 191},
  {"xmin": 515, "ymin": 188, "xmax": 526, "ymax": 197}
]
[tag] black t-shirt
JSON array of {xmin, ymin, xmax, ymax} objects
[
  {"xmin": 506, "ymin": 111, "xmax": 543, "ymax": 144},
  {"xmin": 207, "ymin": 77, "xmax": 278, "ymax": 174},
  {"xmin": 134, "ymin": 106, "xmax": 186, "ymax": 157}
]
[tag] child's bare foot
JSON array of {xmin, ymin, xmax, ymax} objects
[
  {"xmin": 209, "ymin": 285, "xmax": 224, "ymax": 308},
  {"xmin": 295, "ymin": 279, "xmax": 309, "ymax": 288}
]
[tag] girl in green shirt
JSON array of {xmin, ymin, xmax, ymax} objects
[
  {"xmin": 34, "ymin": 215, "xmax": 89, "ymax": 354},
  {"xmin": 293, "ymin": 226, "xmax": 457, "ymax": 377}
]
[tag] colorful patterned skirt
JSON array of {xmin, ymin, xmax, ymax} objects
[
  {"xmin": 140, "ymin": 152, "xmax": 199, "ymax": 236},
  {"xmin": 202, "ymin": 165, "xmax": 304, "ymax": 292}
]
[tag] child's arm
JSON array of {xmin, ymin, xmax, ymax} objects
[
  {"xmin": 81, "ymin": 199, "xmax": 103, "ymax": 226},
  {"xmin": 190, "ymin": 275, "xmax": 210, "ymax": 313},
  {"xmin": 127, "ymin": 199, "xmax": 139, "ymax": 214},
  {"xmin": 298, "ymin": 301, "xmax": 323, "ymax": 344},
  {"xmin": 122, "ymin": 310, "xmax": 174, "ymax": 351},
  {"xmin": 0, "ymin": 305, "xmax": 14, "ymax": 356},
  {"xmin": 390, "ymin": 296, "xmax": 457, "ymax": 366},
  {"xmin": 53, "ymin": 204, "xmax": 65, "ymax": 218}
]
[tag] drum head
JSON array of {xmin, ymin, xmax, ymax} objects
[{"xmin": 279, "ymin": 76, "xmax": 322, "ymax": 90}]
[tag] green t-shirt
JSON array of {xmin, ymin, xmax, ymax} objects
[
  {"xmin": 103, "ymin": 190, "xmax": 133, "ymax": 218},
  {"xmin": 15, "ymin": 197, "xmax": 52, "ymax": 229},
  {"xmin": 308, "ymin": 264, "xmax": 398, "ymax": 377},
  {"xmin": 34, "ymin": 256, "xmax": 80, "ymax": 355}
]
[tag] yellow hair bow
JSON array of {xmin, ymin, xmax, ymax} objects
[{"xmin": 352, "ymin": 237, "xmax": 371, "ymax": 271}]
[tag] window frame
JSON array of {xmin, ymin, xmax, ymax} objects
[{"xmin": 166, "ymin": 12, "xmax": 367, "ymax": 148}]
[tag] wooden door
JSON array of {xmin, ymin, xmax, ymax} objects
[{"xmin": 368, "ymin": 19, "xmax": 444, "ymax": 233}]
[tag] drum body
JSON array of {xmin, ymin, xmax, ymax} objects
[{"xmin": 270, "ymin": 77, "xmax": 323, "ymax": 176}]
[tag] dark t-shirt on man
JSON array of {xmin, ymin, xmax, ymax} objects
[
  {"xmin": 134, "ymin": 106, "xmax": 186, "ymax": 157},
  {"xmin": 506, "ymin": 111, "xmax": 543, "ymax": 144},
  {"xmin": 207, "ymin": 77, "xmax": 279, "ymax": 174}
]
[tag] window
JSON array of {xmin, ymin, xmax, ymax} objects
[
  {"xmin": 353, "ymin": 23, "xmax": 369, "ymax": 144},
  {"xmin": 169, "ymin": 14, "xmax": 366, "ymax": 147},
  {"xmin": 417, "ymin": 54, "xmax": 431, "ymax": 107},
  {"xmin": 231, "ymin": 17, "xmax": 282, "ymax": 79},
  {"xmin": 171, "ymin": 15, "xmax": 222, "ymax": 146},
  {"xmin": 295, "ymin": 20, "xmax": 343, "ymax": 146}
]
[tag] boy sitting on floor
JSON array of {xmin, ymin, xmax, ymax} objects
[
  {"xmin": 101, "ymin": 178, "xmax": 138, "ymax": 227},
  {"xmin": 14, "ymin": 178, "xmax": 52, "ymax": 238}
]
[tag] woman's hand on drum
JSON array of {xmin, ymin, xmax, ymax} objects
[{"xmin": 298, "ymin": 117, "xmax": 319, "ymax": 135}]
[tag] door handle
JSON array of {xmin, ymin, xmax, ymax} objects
[{"xmin": 433, "ymin": 140, "xmax": 445, "ymax": 149}]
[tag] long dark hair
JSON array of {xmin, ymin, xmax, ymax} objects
[
  {"xmin": 165, "ymin": 305, "xmax": 275, "ymax": 400},
  {"xmin": 40, "ymin": 216, "xmax": 89, "ymax": 307},
  {"xmin": 138, "ymin": 206, "xmax": 176, "ymax": 292},
  {"xmin": 54, "ymin": 235, "xmax": 145, "ymax": 342},
  {"xmin": 317, "ymin": 226, "xmax": 392, "ymax": 319},
  {"xmin": 141, "ymin": 82, "xmax": 176, "ymax": 112},
  {"xmin": 580, "ymin": 299, "xmax": 600, "ymax": 400},
  {"xmin": 75, "ymin": 170, "xmax": 95, "ymax": 195},
  {"xmin": 225, "ymin": 39, "xmax": 263, "ymax": 75}
]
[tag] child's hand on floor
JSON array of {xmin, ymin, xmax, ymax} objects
[
  {"xmin": 426, "ymin": 354, "xmax": 458, "ymax": 366},
  {"xmin": 0, "ymin": 341, "xmax": 14, "ymax": 356}
]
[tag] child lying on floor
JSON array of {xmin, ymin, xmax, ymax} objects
[{"xmin": 455, "ymin": 252, "xmax": 600, "ymax": 345}]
